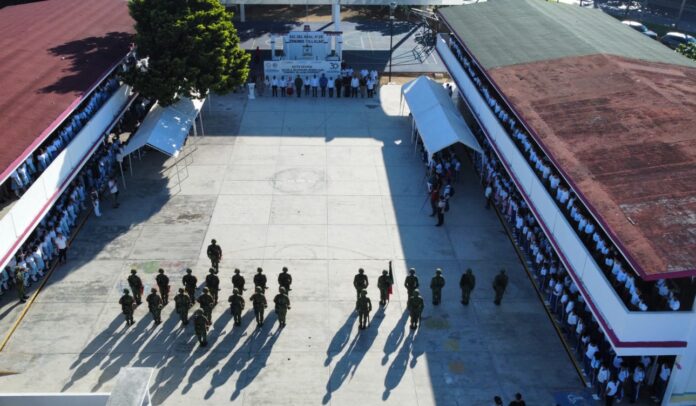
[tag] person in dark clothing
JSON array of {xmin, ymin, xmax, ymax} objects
[{"xmin": 294, "ymin": 75, "xmax": 303, "ymax": 98}]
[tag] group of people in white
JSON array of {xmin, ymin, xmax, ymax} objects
[{"xmin": 260, "ymin": 67, "xmax": 380, "ymax": 99}]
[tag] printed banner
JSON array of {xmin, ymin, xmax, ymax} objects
[{"xmin": 264, "ymin": 60, "xmax": 341, "ymax": 80}]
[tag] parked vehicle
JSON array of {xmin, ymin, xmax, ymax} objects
[
  {"xmin": 621, "ymin": 20, "xmax": 658, "ymax": 39},
  {"xmin": 660, "ymin": 31, "xmax": 696, "ymax": 49}
]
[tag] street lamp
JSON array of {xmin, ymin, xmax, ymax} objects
[{"xmin": 388, "ymin": 1, "xmax": 397, "ymax": 83}]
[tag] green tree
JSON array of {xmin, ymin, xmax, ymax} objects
[
  {"xmin": 125, "ymin": 0, "xmax": 250, "ymax": 106},
  {"xmin": 677, "ymin": 42, "xmax": 696, "ymax": 61}
]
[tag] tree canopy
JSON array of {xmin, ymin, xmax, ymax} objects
[
  {"xmin": 125, "ymin": 0, "xmax": 250, "ymax": 106},
  {"xmin": 677, "ymin": 42, "xmax": 696, "ymax": 61}
]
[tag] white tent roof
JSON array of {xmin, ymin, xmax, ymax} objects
[
  {"xmin": 122, "ymin": 97, "xmax": 204, "ymax": 157},
  {"xmin": 401, "ymin": 76, "xmax": 482, "ymax": 156}
]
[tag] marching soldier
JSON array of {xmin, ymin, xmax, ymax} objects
[
  {"xmin": 174, "ymin": 288, "xmax": 191, "ymax": 326},
  {"xmin": 430, "ymin": 268, "xmax": 445, "ymax": 305},
  {"xmin": 182, "ymin": 268, "xmax": 197, "ymax": 306},
  {"xmin": 459, "ymin": 268, "xmax": 476, "ymax": 305},
  {"xmin": 198, "ymin": 287, "xmax": 215, "ymax": 325},
  {"xmin": 127, "ymin": 269, "xmax": 143, "ymax": 305},
  {"xmin": 232, "ymin": 268, "xmax": 246, "ymax": 292},
  {"xmin": 356, "ymin": 290, "xmax": 372, "ymax": 329},
  {"xmin": 15, "ymin": 267, "xmax": 28, "ymax": 303},
  {"xmin": 250, "ymin": 286, "xmax": 268, "ymax": 327},
  {"xmin": 273, "ymin": 286, "xmax": 291, "ymax": 328},
  {"xmin": 205, "ymin": 268, "xmax": 220, "ymax": 305},
  {"xmin": 353, "ymin": 268, "xmax": 368, "ymax": 299},
  {"xmin": 377, "ymin": 270, "xmax": 391, "ymax": 307},
  {"xmin": 493, "ymin": 269, "xmax": 509, "ymax": 306},
  {"xmin": 253, "ymin": 267, "xmax": 267, "ymax": 291},
  {"xmin": 405, "ymin": 268, "xmax": 419, "ymax": 298},
  {"xmin": 228, "ymin": 288, "xmax": 245, "ymax": 326},
  {"xmin": 206, "ymin": 239, "xmax": 222, "ymax": 271},
  {"xmin": 119, "ymin": 288, "xmax": 135, "ymax": 326},
  {"xmin": 193, "ymin": 309, "xmax": 209, "ymax": 347},
  {"xmin": 278, "ymin": 267, "xmax": 292, "ymax": 295},
  {"xmin": 146, "ymin": 288, "xmax": 163, "ymax": 325},
  {"xmin": 155, "ymin": 268, "xmax": 170, "ymax": 305},
  {"xmin": 407, "ymin": 289, "xmax": 425, "ymax": 329}
]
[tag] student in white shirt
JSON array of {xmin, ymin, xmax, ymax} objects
[
  {"xmin": 55, "ymin": 232, "xmax": 68, "ymax": 264},
  {"xmin": 605, "ymin": 375, "xmax": 619, "ymax": 405},
  {"xmin": 327, "ymin": 76, "xmax": 335, "ymax": 97},
  {"xmin": 655, "ymin": 363, "xmax": 671, "ymax": 402}
]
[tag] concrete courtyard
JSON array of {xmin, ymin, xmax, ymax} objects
[{"xmin": 0, "ymin": 86, "xmax": 582, "ymax": 405}]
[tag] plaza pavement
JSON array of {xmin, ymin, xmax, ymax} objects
[{"xmin": 0, "ymin": 86, "xmax": 583, "ymax": 405}]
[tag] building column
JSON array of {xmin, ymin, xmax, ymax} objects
[
  {"xmin": 270, "ymin": 34, "xmax": 276, "ymax": 60},
  {"xmin": 336, "ymin": 35, "xmax": 343, "ymax": 60},
  {"xmin": 332, "ymin": 0, "xmax": 341, "ymax": 32},
  {"xmin": 240, "ymin": 4, "xmax": 245, "ymax": 23}
]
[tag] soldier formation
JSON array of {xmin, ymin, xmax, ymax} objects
[{"xmin": 118, "ymin": 240, "xmax": 511, "ymax": 345}]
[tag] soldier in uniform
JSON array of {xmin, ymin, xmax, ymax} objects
[
  {"xmin": 119, "ymin": 288, "xmax": 135, "ymax": 326},
  {"xmin": 206, "ymin": 239, "xmax": 222, "ymax": 271},
  {"xmin": 356, "ymin": 290, "xmax": 372, "ymax": 329},
  {"xmin": 228, "ymin": 288, "xmax": 245, "ymax": 326},
  {"xmin": 407, "ymin": 289, "xmax": 425, "ymax": 329},
  {"xmin": 377, "ymin": 270, "xmax": 391, "ymax": 307},
  {"xmin": 232, "ymin": 268, "xmax": 246, "ymax": 292},
  {"xmin": 459, "ymin": 268, "xmax": 476, "ymax": 305},
  {"xmin": 253, "ymin": 267, "xmax": 267, "ymax": 291},
  {"xmin": 250, "ymin": 286, "xmax": 268, "ymax": 327},
  {"xmin": 193, "ymin": 309, "xmax": 209, "ymax": 347},
  {"xmin": 174, "ymin": 288, "xmax": 191, "ymax": 326},
  {"xmin": 198, "ymin": 287, "xmax": 215, "ymax": 325},
  {"xmin": 182, "ymin": 268, "xmax": 197, "ymax": 306},
  {"xmin": 278, "ymin": 267, "xmax": 292, "ymax": 295},
  {"xmin": 15, "ymin": 267, "xmax": 28, "ymax": 303},
  {"xmin": 404, "ymin": 268, "xmax": 419, "ymax": 298},
  {"xmin": 127, "ymin": 269, "xmax": 143, "ymax": 305},
  {"xmin": 430, "ymin": 268, "xmax": 446, "ymax": 305},
  {"xmin": 353, "ymin": 268, "xmax": 368, "ymax": 299},
  {"xmin": 146, "ymin": 288, "xmax": 163, "ymax": 325},
  {"xmin": 155, "ymin": 268, "xmax": 170, "ymax": 305},
  {"xmin": 493, "ymin": 269, "xmax": 509, "ymax": 305},
  {"xmin": 205, "ymin": 268, "xmax": 220, "ymax": 305},
  {"xmin": 273, "ymin": 286, "xmax": 291, "ymax": 328}
]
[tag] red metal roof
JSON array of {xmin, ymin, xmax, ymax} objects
[
  {"xmin": 0, "ymin": 0, "xmax": 133, "ymax": 181},
  {"xmin": 487, "ymin": 54, "xmax": 696, "ymax": 279}
]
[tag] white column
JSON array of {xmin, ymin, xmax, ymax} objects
[
  {"xmin": 270, "ymin": 35, "xmax": 276, "ymax": 61},
  {"xmin": 240, "ymin": 4, "xmax": 245, "ymax": 23},
  {"xmin": 336, "ymin": 35, "xmax": 343, "ymax": 60},
  {"xmin": 332, "ymin": 1, "xmax": 341, "ymax": 31}
]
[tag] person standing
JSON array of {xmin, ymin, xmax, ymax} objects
[
  {"xmin": 295, "ymin": 75, "xmax": 303, "ymax": 98},
  {"xmin": 146, "ymin": 288, "xmax": 163, "ymax": 325},
  {"xmin": 404, "ymin": 268, "xmax": 419, "ymax": 298},
  {"xmin": 407, "ymin": 289, "xmax": 424, "ymax": 329},
  {"xmin": 459, "ymin": 268, "xmax": 476, "ymax": 305},
  {"xmin": 350, "ymin": 75, "xmax": 359, "ymax": 98},
  {"xmin": 377, "ymin": 270, "xmax": 391, "ymax": 306},
  {"xmin": 15, "ymin": 267, "xmax": 28, "ymax": 303},
  {"xmin": 435, "ymin": 197, "xmax": 447, "ymax": 227},
  {"xmin": 197, "ymin": 287, "xmax": 215, "ymax": 325},
  {"xmin": 182, "ymin": 268, "xmax": 197, "ymax": 306},
  {"xmin": 174, "ymin": 288, "xmax": 191, "ymax": 326},
  {"xmin": 605, "ymin": 375, "xmax": 619, "ymax": 406},
  {"xmin": 205, "ymin": 268, "xmax": 220, "ymax": 305},
  {"xmin": 280, "ymin": 76, "xmax": 287, "ymax": 97},
  {"xmin": 207, "ymin": 239, "xmax": 222, "ymax": 271},
  {"xmin": 353, "ymin": 268, "xmax": 368, "ymax": 299},
  {"xmin": 90, "ymin": 188, "xmax": 101, "ymax": 217},
  {"xmin": 193, "ymin": 310, "xmax": 209, "ymax": 347},
  {"xmin": 328, "ymin": 76, "xmax": 335, "ymax": 97},
  {"xmin": 311, "ymin": 74, "xmax": 319, "ymax": 97},
  {"xmin": 232, "ymin": 268, "xmax": 246, "ymax": 292},
  {"xmin": 367, "ymin": 78, "xmax": 375, "ymax": 98},
  {"xmin": 274, "ymin": 286, "xmax": 291, "ymax": 328},
  {"xmin": 55, "ymin": 232, "xmax": 68, "ymax": 264},
  {"xmin": 304, "ymin": 76, "xmax": 310, "ymax": 96},
  {"xmin": 359, "ymin": 75, "xmax": 367, "ymax": 98},
  {"xmin": 319, "ymin": 74, "xmax": 328, "ymax": 97},
  {"xmin": 127, "ymin": 269, "xmax": 143, "ymax": 305},
  {"xmin": 119, "ymin": 289, "xmax": 136, "ymax": 326},
  {"xmin": 508, "ymin": 393, "xmax": 526, "ymax": 405},
  {"xmin": 254, "ymin": 267, "xmax": 267, "ymax": 291},
  {"xmin": 493, "ymin": 269, "xmax": 508, "ymax": 305},
  {"xmin": 630, "ymin": 364, "xmax": 645, "ymax": 403},
  {"xmin": 228, "ymin": 288, "xmax": 245, "ymax": 326},
  {"xmin": 155, "ymin": 268, "xmax": 170, "ymax": 305},
  {"xmin": 278, "ymin": 267, "xmax": 292, "ymax": 295},
  {"xmin": 250, "ymin": 286, "xmax": 268, "ymax": 327},
  {"xmin": 430, "ymin": 268, "xmax": 445, "ymax": 305},
  {"xmin": 271, "ymin": 76, "xmax": 279, "ymax": 97},
  {"xmin": 108, "ymin": 177, "xmax": 119, "ymax": 208},
  {"xmin": 334, "ymin": 76, "xmax": 342, "ymax": 98},
  {"xmin": 356, "ymin": 290, "xmax": 372, "ymax": 329},
  {"xmin": 429, "ymin": 187, "xmax": 440, "ymax": 217}
]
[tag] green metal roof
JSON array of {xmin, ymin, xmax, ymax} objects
[{"xmin": 439, "ymin": 0, "xmax": 696, "ymax": 69}]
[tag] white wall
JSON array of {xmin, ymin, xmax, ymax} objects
[
  {"xmin": 0, "ymin": 85, "xmax": 132, "ymax": 272},
  {"xmin": 437, "ymin": 35, "xmax": 694, "ymax": 354}
]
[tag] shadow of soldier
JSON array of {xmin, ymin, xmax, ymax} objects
[
  {"xmin": 92, "ymin": 317, "xmax": 152, "ymax": 391},
  {"xmin": 322, "ymin": 307, "xmax": 386, "ymax": 405},
  {"xmin": 324, "ymin": 312, "xmax": 358, "ymax": 367},
  {"xmin": 382, "ymin": 311, "xmax": 409, "ymax": 365},
  {"xmin": 134, "ymin": 308, "xmax": 189, "ymax": 368},
  {"xmin": 383, "ymin": 328, "xmax": 417, "ymax": 400},
  {"xmin": 230, "ymin": 312, "xmax": 282, "ymax": 401}
]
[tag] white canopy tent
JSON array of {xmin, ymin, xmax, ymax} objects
[
  {"xmin": 122, "ymin": 96, "xmax": 205, "ymax": 158},
  {"xmin": 401, "ymin": 76, "xmax": 482, "ymax": 158}
]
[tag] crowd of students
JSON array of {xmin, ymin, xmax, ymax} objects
[
  {"xmin": 447, "ymin": 35, "xmax": 694, "ymax": 312},
  {"xmin": 259, "ymin": 68, "xmax": 380, "ymax": 99},
  {"xmin": 0, "ymin": 95, "xmax": 152, "ymax": 299}
]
